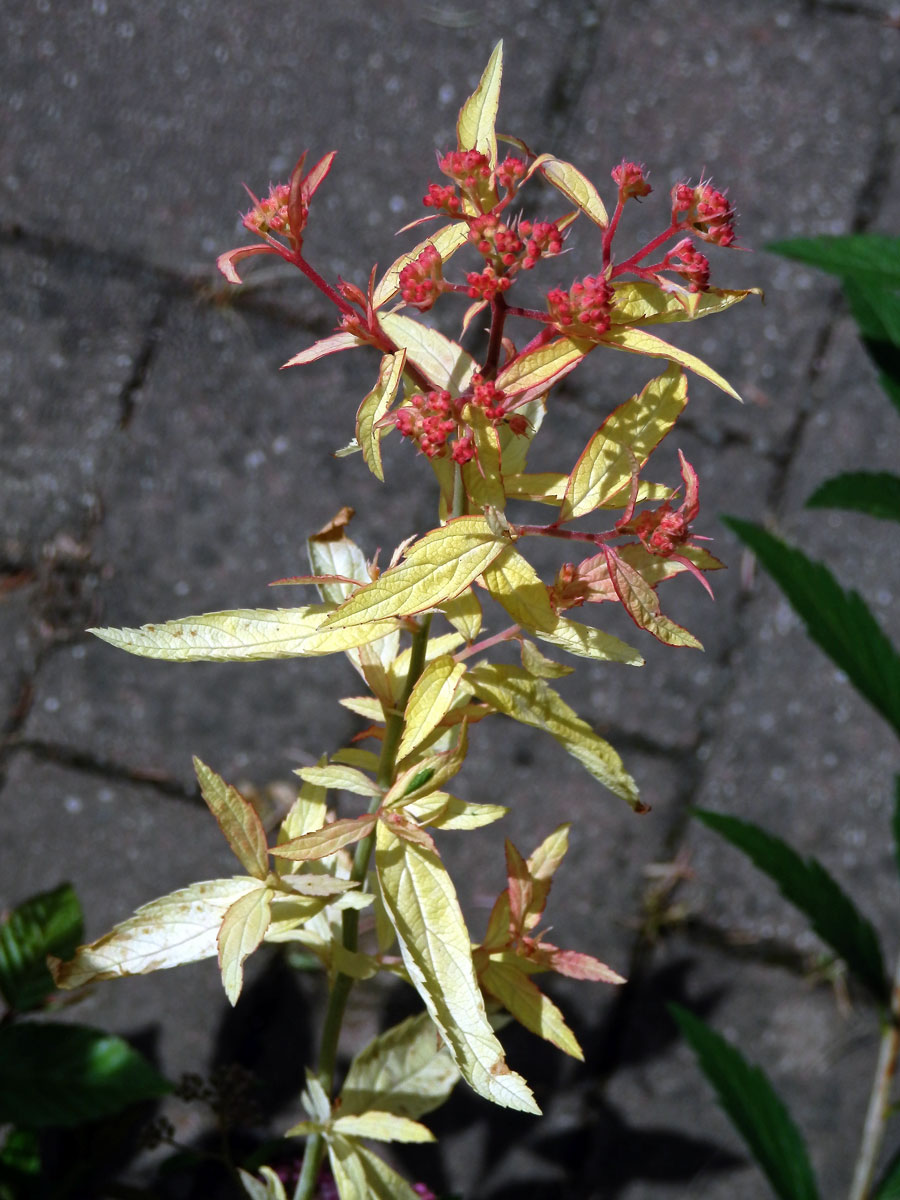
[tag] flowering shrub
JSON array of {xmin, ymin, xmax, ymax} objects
[{"xmin": 49, "ymin": 43, "xmax": 756, "ymax": 1199}]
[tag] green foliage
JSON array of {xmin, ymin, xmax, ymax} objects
[
  {"xmin": 873, "ymin": 1148, "xmax": 900, "ymax": 1199},
  {"xmin": 806, "ymin": 471, "xmax": 900, "ymax": 523},
  {"xmin": 693, "ymin": 808, "xmax": 889, "ymax": 1004},
  {"xmin": 767, "ymin": 235, "xmax": 900, "ymax": 288},
  {"xmin": 723, "ymin": 517, "xmax": 900, "ymax": 739},
  {"xmin": 0, "ymin": 1023, "xmax": 170, "ymax": 1127},
  {"xmin": 0, "ymin": 883, "xmax": 82, "ymax": 1013},
  {"xmin": 671, "ymin": 1005, "xmax": 820, "ymax": 1200}
]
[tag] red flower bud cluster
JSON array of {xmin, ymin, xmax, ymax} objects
[
  {"xmin": 612, "ymin": 161, "xmax": 652, "ymax": 200},
  {"xmin": 495, "ymin": 155, "xmax": 527, "ymax": 191},
  {"xmin": 665, "ymin": 237, "xmax": 711, "ymax": 292},
  {"xmin": 469, "ymin": 214, "xmax": 525, "ymax": 266},
  {"xmin": 518, "ymin": 220, "xmax": 564, "ymax": 269},
  {"xmin": 439, "ymin": 149, "xmax": 493, "ymax": 191},
  {"xmin": 399, "ymin": 245, "xmax": 444, "ymax": 310},
  {"xmin": 466, "ymin": 265, "xmax": 511, "ymax": 301},
  {"xmin": 671, "ymin": 180, "xmax": 736, "ymax": 247},
  {"xmin": 547, "ymin": 275, "xmax": 615, "ymax": 337},
  {"xmin": 394, "ymin": 390, "xmax": 456, "ymax": 459},
  {"xmin": 242, "ymin": 183, "xmax": 292, "ymax": 237},
  {"xmin": 423, "ymin": 182, "xmax": 463, "ymax": 216}
]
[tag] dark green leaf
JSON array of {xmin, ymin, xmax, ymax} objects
[
  {"xmin": 0, "ymin": 884, "xmax": 83, "ymax": 1012},
  {"xmin": 723, "ymin": 517, "xmax": 900, "ymax": 739},
  {"xmin": 768, "ymin": 235, "xmax": 900, "ymax": 288},
  {"xmin": 693, "ymin": 809, "xmax": 889, "ymax": 1003},
  {"xmin": 806, "ymin": 471, "xmax": 900, "ymax": 523},
  {"xmin": 0, "ymin": 1129, "xmax": 40, "ymax": 1177},
  {"xmin": 873, "ymin": 1146, "xmax": 900, "ymax": 1198},
  {"xmin": 670, "ymin": 1004, "xmax": 820, "ymax": 1200},
  {"xmin": 844, "ymin": 280, "xmax": 900, "ymax": 413},
  {"xmin": 0, "ymin": 1023, "xmax": 170, "ymax": 1127}
]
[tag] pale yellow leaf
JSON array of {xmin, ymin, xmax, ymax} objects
[
  {"xmin": 385, "ymin": 724, "xmax": 468, "ymax": 807},
  {"xmin": 375, "ymin": 822, "xmax": 539, "ymax": 1113},
  {"xmin": 339, "ymin": 695, "xmax": 384, "ymax": 721},
  {"xmin": 331, "ymin": 747, "xmax": 381, "ymax": 771},
  {"xmin": 561, "ymin": 364, "xmax": 688, "ymax": 520},
  {"xmin": 396, "ymin": 655, "xmax": 467, "ymax": 761},
  {"xmin": 340, "ymin": 1011, "xmax": 459, "ymax": 1119},
  {"xmin": 481, "ymin": 960, "xmax": 583, "ymax": 1059},
  {"xmin": 496, "ymin": 393, "xmax": 546, "ymax": 475},
  {"xmin": 329, "ymin": 1136, "xmax": 422, "ymax": 1200},
  {"xmin": 457, "ymin": 39, "xmax": 502, "ymax": 166},
  {"xmin": 295, "ymin": 764, "xmax": 380, "ymax": 797},
  {"xmin": 272, "ymin": 815, "xmax": 378, "ymax": 862},
  {"xmin": 277, "ymin": 875, "xmax": 362, "ymax": 898},
  {"xmin": 439, "ymin": 588, "xmax": 482, "ymax": 641},
  {"xmin": 467, "ymin": 664, "xmax": 642, "ymax": 810},
  {"xmin": 218, "ymin": 884, "xmax": 272, "ymax": 1004},
  {"xmin": 409, "ymin": 794, "xmax": 508, "ymax": 830},
  {"xmin": 91, "ymin": 606, "xmax": 399, "ymax": 662},
  {"xmin": 379, "ymin": 311, "xmax": 476, "ymax": 393},
  {"xmin": 50, "ymin": 878, "xmax": 262, "ymax": 989},
  {"xmin": 600, "ymin": 326, "xmax": 742, "ymax": 400},
  {"xmin": 332, "ymin": 1112, "xmax": 435, "ymax": 1144},
  {"xmin": 536, "ymin": 616, "xmax": 644, "ymax": 667},
  {"xmin": 481, "ymin": 545, "xmax": 557, "ymax": 633},
  {"xmin": 388, "ymin": 631, "xmax": 466, "ymax": 700},
  {"xmin": 357, "ymin": 350, "xmax": 406, "ymax": 482},
  {"xmin": 323, "ymin": 518, "xmax": 506, "ymax": 629},
  {"xmin": 373, "ymin": 222, "xmax": 470, "ymax": 309},
  {"xmin": 278, "ymin": 773, "xmax": 327, "ymax": 846},
  {"xmin": 193, "ymin": 758, "xmax": 269, "ymax": 880},
  {"xmin": 520, "ymin": 638, "xmax": 574, "ymax": 679},
  {"xmin": 238, "ymin": 1166, "xmax": 288, "ymax": 1200},
  {"xmin": 504, "ymin": 471, "xmax": 568, "ymax": 503},
  {"xmin": 540, "ymin": 157, "xmax": 608, "ymax": 228}
]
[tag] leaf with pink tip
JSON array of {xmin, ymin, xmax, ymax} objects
[
  {"xmin": 600, "ymin": 327, "xmax": 742, "ymax": 400},
  {"xmin": 561, "ymin": 364, "xmax": 688, "ymax": 520},
  {"xmin": 496, "ymin": 337, "xmax": 592, "ymax": 407},
  {"xmin": 271, "ymin": 815, "xmax": 378, "ymax": 862},
  {"xmin": 604, "ymin": 548, "xmax": 702, "ymax": 648},
  {"xmin": 457, "ymin": 40, "xmax": 503, "ymax": 167},
  {"xmin": 216, "ymin": 244, "xmax": 279, "ymax": 285},
  {"xmin": 193, "ymin": 758, "xmax": 269, "ymax": 880},
  {"xmin": 540, "ymin": 158, "xmax": 609, "ymax": 229},
  {"xmin": 282, "ymin": 331, "xmax": 365, "ymax": 368},
  {"xmin": 217, "ymin": 884, "xmax": 272, "ymax": 1004}
]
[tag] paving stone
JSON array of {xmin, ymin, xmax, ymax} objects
[{"xmin": 0, "ymin": 242, "xmax": 158, "ymax": 562}]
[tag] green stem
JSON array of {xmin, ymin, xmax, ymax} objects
[
  {"xmin": 848, "ymin": 953, "xmax": 900, "ymax": 1200},
  {"xmin": 293, "ymin": 613, "xmax": 433, "ymax": 1200}
]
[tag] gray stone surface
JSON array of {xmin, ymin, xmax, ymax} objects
[{"xmin": 3, "ymin": 2, "xmax": 900, "ymax": 1197}]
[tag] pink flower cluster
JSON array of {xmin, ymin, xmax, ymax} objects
[
  {"xmin": 399, "ymin": 244, "xmax": 445, "ymax": 310},
  {"xmin": 392, "ymin": 373, "xmax": 523, "ymax": 462},
  {"xmin": 546, "ymin": 274, "xmax": 615, "ymax": 336},
  {"xmin": 242, "ymin": 182, "xmax": 292, "ymax": 237},
  {"xmin": 671, "ymin": 180, "xmax": 736, "ymax": 246}
]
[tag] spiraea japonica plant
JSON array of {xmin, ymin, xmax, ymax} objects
[{"xmin": 50, "ymin": 43, "xmax": 757, "ymax": 1200}]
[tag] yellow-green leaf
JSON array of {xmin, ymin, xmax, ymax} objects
[
  {"xmin": 272, "ymin": 815, "xmax": 378, "ymax": 862},
  {"xmin": 375, "ymin": 822, "xmax": 539, "ymax": 1113},
  {"xmin": 526, "ymin": 823, "xmax": 570, "ymax": 928},
  {"xmin": 504, "ymin": 471, "xmax": 568, "ymax": 503},
  {"xmin": 396, "ymin": 655, "xmax": 467, "ymax": 762},
  {"xmin": 461, "ymin": 406, "xmax": 505, "ymax": 510},
  {"xmin": 610, "ymin": 280, "xmax": 762, "ymax": 327},
  {"xmin": 496, "ymin": 337, "xmax": 591, "ymax": 406},
  {"xmin": 295, "ymin": 764, "xmax": 380, "ymax": 798},
  {"xmin": 332, "ymin": 1112, "xmax": 435, "ymax": 1144},
  {"xmin": 282, "ymin": 331, "xmax": 364, "ymax": 368},
  {"xmin": 324, "ymin": 518, "xmax": 506, "ymax": 629},
  {"xmin": 481, "ymin": 545, "xmax": 557, "ymax": 633},
  {"xmin": 457, "ymin": 41, "xmax": 502, "ymax": 166},
  {"xmin": 388, "ymin": 631, "xmax": 466, "ymax": 699},
  {"xmin": 467, "ymin": 664, "xmax": 642, "ymax": 810},
  {"xmin": 339, "ymin": 695, "xmax": 383, "ymax": 721},
  {"xmin": 91, "ymin": 606, "xmax": 399, "ymax": 662},
  {"xmin": 561, "ymin": 364, "xmax": 688, "ymax": 520},
  {"xmin": 356, "ymin": 351, "xmax": 406, "ymax": 482},
  {"xmin": 386, "ymin": 725, "xmax": 469, "ymax": 807},
  {"xmin": 379, "ymin": 312, "xmax": 475, "ymax": 393},
  {"xmin": 520, "ymin": 638, "xmax": 574, "ymax": 679},
  {"xmin": 278, "ymin": 773, "xmax": 328, "ymax": 847},
  {"xmin": 481, "ymin": 960, "xmax": 583, "ymax": 1059},
  {"xmin": 409, "ymin": 794, "xmax": 509, "ymax": 830},
  {"xmin": 439, "ymin": 588, "xmax": 482, "ymax": 641},
  {"xmin": 373, "ymin": 222, "xmax": 470, "ymax": 310},
  {"xmin": 307, "ymin": 512, "xmax": 369, "ymax": 604},
  {"xmin": 50, "ymin": 878, "xmax": 262, "ymax": 989},
  {"xmin": 193, "ymin": 758, "xmax": 269, "ymax": 879},
  {"xmin": 217, "ymin": 884, "xmax": 272, "ymax": 1004},
  {"xmin": 340, "ymin": 1011, "xmax": 459, "ymax": 1119},
  {"xmin": 600, "ymin": 326, "xmax": 741, "ymax": 400},
  {"xmin": 540, "ymin": 157, "xmax": 608, "ymax": 228}
]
